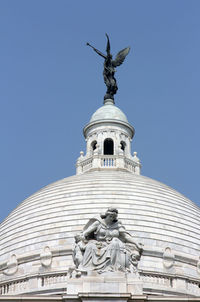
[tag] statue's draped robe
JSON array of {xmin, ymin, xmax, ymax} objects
[
  {"xmin": 77, "ymin": 218, "xmax": 139, "ymax": 273},
  {"xmin": 103, "ymin": 59, "xmax": 117, "ymax": 99}
]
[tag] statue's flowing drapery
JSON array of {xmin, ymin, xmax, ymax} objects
[{"xmin": 73, "ymin": 217, "xmax": 141, "ymax": 274}]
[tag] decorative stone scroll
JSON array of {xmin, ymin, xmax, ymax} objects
[
  {"xmin": 40, "ymin": 246, "xmax": 52, "ymax": 267},
  {"xmin": 3, "ymin": 254, "xmax": 18, "ymax": 276},
  {"xmin": 163, "ymin": 247, "xmax": 174, "ymax": 269},
  {"xmin": 72, "ymin": 207, "xmax": 143, "ymax": 275}
]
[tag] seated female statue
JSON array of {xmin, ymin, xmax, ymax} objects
[{"xmin": 73, "ymin": 207, "xmax": 143, "ymax": 274}]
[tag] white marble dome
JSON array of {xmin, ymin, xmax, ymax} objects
[
  {"xmin": 1, "ymin": 97, "xmax": 200, "ymax": 298},
  {"xmin": 1, "ymin": 170, "xmax": 200, "ymax": 296}
]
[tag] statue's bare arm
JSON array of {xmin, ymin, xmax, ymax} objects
[
  {"xmin": 86, "ymin": 43, "xmax": 107, "ymax": 59},
  {"xmin": 119, "ymin": 229, "xmax": 142, "ymax": 251}
]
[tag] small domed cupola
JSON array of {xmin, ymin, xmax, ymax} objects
[{"xmin": 76, "ymin": 99, "xmax": 141, "ymax": 174}]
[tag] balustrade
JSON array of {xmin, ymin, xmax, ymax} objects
[
  {"xmin": 140, "ymin": 273, "xmax": 172, "ymax": 287},
  {"xmin": 0, "ymin": 279, "xmax": 27, "ymax": 295},
  {"xmin": 41, "ymin": 273, "xmax": 68, "ymax": 287},
  {"xmin": 187, "ymin": 280, "xmax": 200, "ymax": 294},
  {"xmin": 101, "ymin": 156, "xmax": 116, "ymax": 167},
  {"xmin": 1, "ymin": 272, "xmax": 200, "ymax": 295},
  {"xmin": 78, "ymin": 155, "xmax": 139, "ymax": 173}
]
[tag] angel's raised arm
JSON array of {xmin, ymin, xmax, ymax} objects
[{"xmin": 86, "ymin": 43, "xmax": 107, "ymax": 59}]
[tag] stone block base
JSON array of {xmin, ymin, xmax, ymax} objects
[{"xmin": 67, "ymin": 273, "xmax": 143, "ymax": 295}]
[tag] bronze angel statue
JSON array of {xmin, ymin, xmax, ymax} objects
[{"xmin": 87, "ymin": 34, "xmax": 130, "ymax": 102}]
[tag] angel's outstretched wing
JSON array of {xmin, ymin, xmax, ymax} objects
[
  {"xmin": 82, "ymin": 217, "xmax": 101, "ymax": 240},
  {"xmin": 112, "ymin": 47, "xmax": 130, "ymax": 67},
  {"xmin": 83, "ymin": 218, "xmax": 99, "ymax": 231},
  {"xmin": 105, "ymin": 33, "xmax": 111, "ymax": 55}
]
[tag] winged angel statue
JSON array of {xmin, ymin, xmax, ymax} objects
[{"xmin": 87, "ymin": 34, "xmax": 130, "ymax": 102}]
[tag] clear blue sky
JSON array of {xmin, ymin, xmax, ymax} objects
[{"xmin": 1, "ymin": 0, "xmax": 200, "ymax": 222}]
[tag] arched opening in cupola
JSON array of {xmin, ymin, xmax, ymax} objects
[
  {"xmin": 120, "ymin": 141, "xmax": 126, "ymax": 152},
  {"xmin": 104, "ymin": 138, "xmax": 114, "ymax": 155},
  {"xmin": 91, "ymin": 140, "xmax": 97, "ymax": 151},
  {"xmin": 91, "ymin": 140, "xmax": 97, "ymax": 155}
]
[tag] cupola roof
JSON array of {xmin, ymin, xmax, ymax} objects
[{"xmin": 90, "ymin": 99, "xmax": 128, "ymax": 123}]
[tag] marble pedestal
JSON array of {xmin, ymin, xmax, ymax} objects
[{"xmin": 67, "ymin": 273, "xmax": 143, "ymax": 296}]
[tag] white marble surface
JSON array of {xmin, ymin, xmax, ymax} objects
[{"xmin": 0, "ymin": 170, "xmax": 200, "ymax": 296}]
